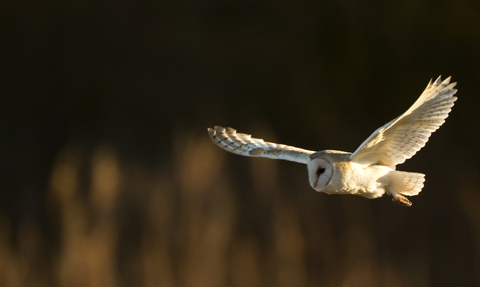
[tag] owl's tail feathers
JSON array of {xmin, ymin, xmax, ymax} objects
[{"xmin": 390, "ymin": 171, "xmax": 425, "ymax": 196}]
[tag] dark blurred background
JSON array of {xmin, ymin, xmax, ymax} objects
[{"xmin": 1, "ymin": 0, "xmax": 480, "ymax": 286}]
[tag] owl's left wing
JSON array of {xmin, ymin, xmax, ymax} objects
[
  {"xmin": 350, "ymin": 76, "xmax": 457, "ymax": 168},
  {"xmin": 208, "ymin": 126, "xmax": 315, "ymax": 164}
]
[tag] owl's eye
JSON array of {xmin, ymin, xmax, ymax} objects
[{"xmin": 316, "ymin": 168, "xmax": 325, "ymax": 176}]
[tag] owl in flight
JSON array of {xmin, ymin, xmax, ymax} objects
[{"xmin": 208, "ymin": 76, "xmax": 457, "ymax": 206}]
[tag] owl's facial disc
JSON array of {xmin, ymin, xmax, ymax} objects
[{"xmin": 308, "ymin": 158, "xmax": 332, "ymax": 192}]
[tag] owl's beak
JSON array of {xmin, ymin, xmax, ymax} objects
[{"xmin": 312, "ymin": 177, "xmax": 319, "ymax": 190}]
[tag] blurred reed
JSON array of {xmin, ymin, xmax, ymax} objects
[{"xmin": 0, "ymin": 128, "xmax": 477, "ymax": 286}]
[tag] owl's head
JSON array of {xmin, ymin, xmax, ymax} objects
[{"xmin": 307, "ymin": 151, "xmax": 334, "ymax": 192}]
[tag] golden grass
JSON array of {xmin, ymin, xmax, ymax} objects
[{"xmin": 0, "ymin": 130, "xmax": 478, "ymax": 286}]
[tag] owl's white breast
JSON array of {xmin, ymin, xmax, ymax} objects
[{"xmin": 325, "ymin": 159, "xmax": 392, "ymax": 197}]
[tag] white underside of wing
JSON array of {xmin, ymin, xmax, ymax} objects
[
  {"xmin": 208, "ymin": 126, "xmax": 314, "ymax": 164},
  {"xmin": 350, "ymin": 76, "xmax": 458, "ymax": 168}
]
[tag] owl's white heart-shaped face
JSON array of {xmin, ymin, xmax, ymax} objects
[{"xmin": 307, "ymin": 157, "xmax": 333, "ymax": 192}]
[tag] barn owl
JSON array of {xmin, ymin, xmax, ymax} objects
[{"xmin": 208, "ymin": 76, "xmax": 457, "ymax": 206}]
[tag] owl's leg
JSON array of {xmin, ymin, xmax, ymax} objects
[{"xmin": 386, "ymin": 186, "xmax": 412, "ymax": 207}]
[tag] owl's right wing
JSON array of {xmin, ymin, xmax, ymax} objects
[
  {"xmin": 350, "ymin": 76, "xmax": 457, "ymax": 168},
  {"xmin": 208, "ymin": 126, "xmax": 315, "ymax": 164}
]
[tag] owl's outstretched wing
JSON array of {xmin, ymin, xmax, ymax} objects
[
  {"xmin": 208, "ymin": 126, "xmax": 315, "ymax": 164},
  {"xmin": 350, "ymin": 76, "xmax": 457, "ymax": 168}
]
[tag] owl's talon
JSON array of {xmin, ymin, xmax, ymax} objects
[{"xmin": 392, "ymin": 195, "xmax": 412, "ymax": 207}]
